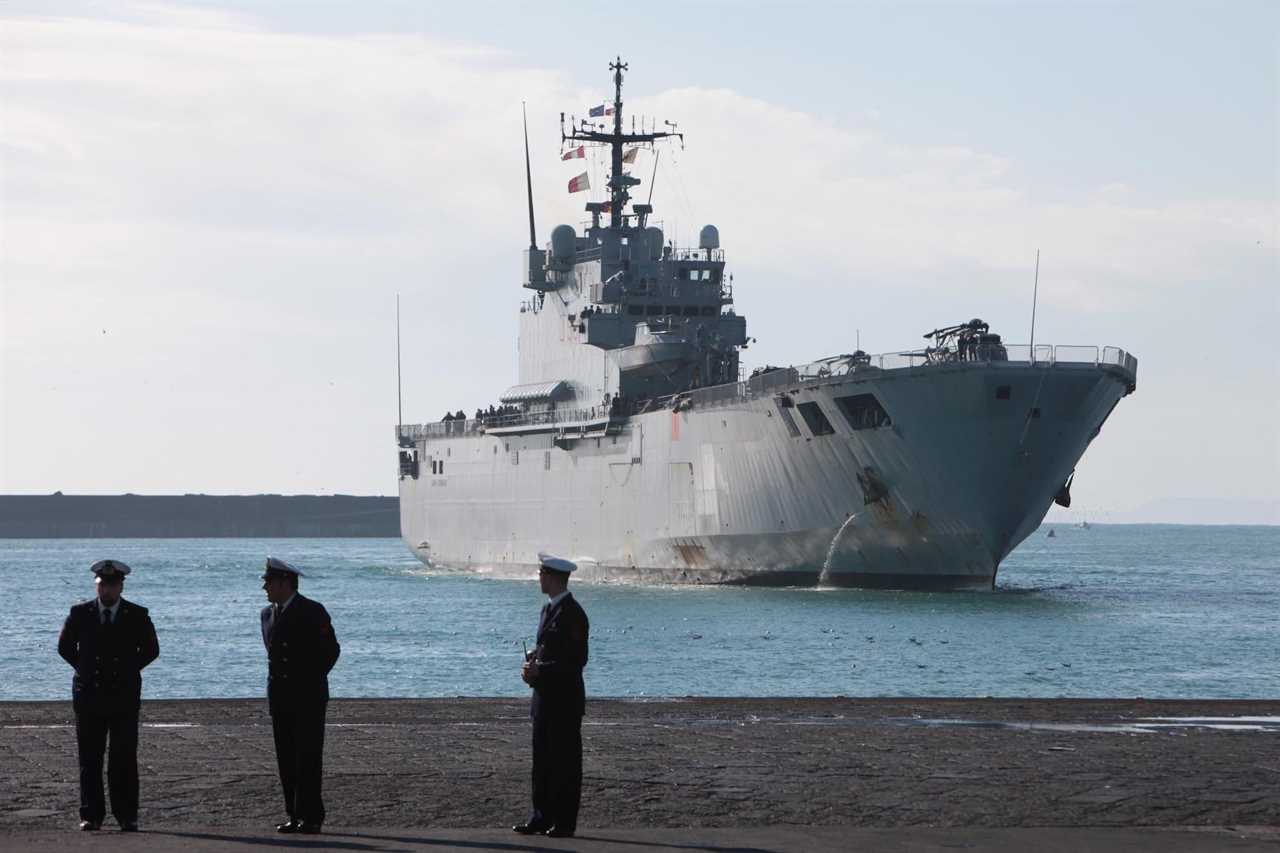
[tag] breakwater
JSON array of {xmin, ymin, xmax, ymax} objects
[{"xmin": 0, "ymin": 494, "xmax": 398, "ymax": 538}]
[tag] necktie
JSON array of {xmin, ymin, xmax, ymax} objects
[{"xmin": 103, "ymin": 608, "xmax": 113, "ymax": 626}]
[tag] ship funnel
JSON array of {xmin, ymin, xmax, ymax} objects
[
  {"xmin": 699, "ymin": 224, "xmax": 720, "ymax": 250},
  {"xmin": 551, "ymin": 224, "xmax": 576, "ymax": 269}
]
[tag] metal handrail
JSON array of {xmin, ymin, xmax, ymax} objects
[{"xmin": 396, "ymin": 342, "xmax": 1137, "ymax": 442}]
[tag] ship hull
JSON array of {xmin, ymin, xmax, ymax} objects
[{"xmin": 399, "ymin": 358, "xmax": 1133, "ymax": 589}]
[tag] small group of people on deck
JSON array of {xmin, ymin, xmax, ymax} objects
[{"xmin": 57, "ymin": 553, "xmax": 589, "ymax": 839}]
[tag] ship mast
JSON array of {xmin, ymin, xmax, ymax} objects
[{"xmin": 563, "ymin": 57, "xmax": 681, "ymax": 230}]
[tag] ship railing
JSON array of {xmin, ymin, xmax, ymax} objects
[
  {"xmin": 396, "ymin": 405, "xmax": 614, "ymax": 443},
  {"xmin": 671, "ymin": 248, "xmax": 724, "ymax": 262},
  {"xmin": 395, "ymin": 344, "xmax": 1138, "ymax": 442},
  {"xmin": 834, "ymin": 344, "xmax": 1136, "ymax": 374},
  {"xmin": 663, "ymin": 343, "xmax": 1138, "ymax": 410}
]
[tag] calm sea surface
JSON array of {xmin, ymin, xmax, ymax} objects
[{"xmin": 3, "ymin": 526, "xmax": 1276, "ymax": 701}]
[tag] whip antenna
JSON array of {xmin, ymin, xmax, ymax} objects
[
  {"xmin": 1029, "ymin": 249, "xmax": 1040, "ymax": 363},
  {"xmin": 646, "ymin": 150, "xmax": 660, "ymax": 206},
  {"xmin": 396, "ymin": 293, "xmax": 403, "ymax": 429},
  {"xmin": 523, "ymin": 102, "xmax": 537, "ymax": 249}
]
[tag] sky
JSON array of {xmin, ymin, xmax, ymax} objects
[{"xmin": 1, "ymin": 1, "xmax": 1277, "ymax": 523}]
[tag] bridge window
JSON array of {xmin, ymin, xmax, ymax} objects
[
  {"xmin": 834, "ymin": 394, "xmax": 892, "ymax": 430},
  {"xmin": 678, "ymin": 268, "xmax": 689, "ymax": 280},
  {"xmin": 646, "ymin": 305, "xmax": 661, "ymax": 316},
  {"xmin": 700, "ymin": 306, "xmax": 717, "ymax": 316},
  {"xmin": 683, "ymin": 306, "xmax": 700, "ymax": 316},
  {"xmin": 664, "ymin": 306, "xmax": 681, "ymax": 315},
  {"xmin": 797, "ymin": 401, "xmax": 835, "ymax": 436}
]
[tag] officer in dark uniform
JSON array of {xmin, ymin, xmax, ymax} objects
[
  {"xmin": 57, "ymin": 559, "xmax": 160, "ymax": 832},
  {"xmin": 260, "ymin": 557, "xmax": 340, "ymax": 834},
  {"xmin": 514, "ymin": 553, "xmax": 589, "ymax": 838}
]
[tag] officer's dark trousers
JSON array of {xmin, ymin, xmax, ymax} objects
[
  {"xmin": 271, "ymin": 706, "xmax": 327, "ymax": 825},
  {"xmin": 531, "ymin": 711, "xmax": 582, "ymax": 831},
  {"xmin": 75, "ymin": 709, "xmax": 139, "ymax": 824}
]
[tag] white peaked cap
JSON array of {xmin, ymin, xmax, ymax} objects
[
  {"xmin": 263, "ymin": 556, "xmax": 306, "ymax": 577},
  {"xmin": 537, "ymin": 552, "xmax": 577, "ymax": 574}
]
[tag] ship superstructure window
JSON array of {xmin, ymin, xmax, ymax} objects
[
  {"xmin": 796, "ymin": 401, "xmax": 835, "ymax": 436},
  {"xmin": 646, "ymin": 305, "xmax": 661, "ymax": 316},
  {"xmin": 683, "ymin": 306, "xmax": 699, "ymax": 316},
  {"xmin": 834, "ymin": 394, "xmax": 891, "ymax": 431},
  {"xmin": 774, "ymin": 400, "xmax": 801, "ymax": 437},
  {"xmin": 700, "ymin": 306, "xmax": 716, "ymax": 316}
]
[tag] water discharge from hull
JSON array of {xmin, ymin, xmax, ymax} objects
[{"xmin": 819, "ymin": 511, "xmax": 864, "ymax": 587}]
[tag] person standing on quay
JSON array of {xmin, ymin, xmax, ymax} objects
[
  {"xmin": 260, "ymin": 557, "xmax": 340, "ymax": 835},
  {"xmin": 514, "ymin": 553, "xmax": 589, "ymax": 838},
  {"xmin": 57, "ymin": 559, "xmax": 160, "ymax": 832}
]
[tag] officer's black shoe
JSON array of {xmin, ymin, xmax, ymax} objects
[
  {"xmin": 545, "ymin": 825, "xmax": 576, "ymax": 838},
  {"xmin": 276, "ymin": 819, "xmax": 300, "ymax": 833},
  {"xmin": 120, "ymin": 821, "xmax": 139, "ymax": 832},
  {"xmin": 296, "ymin": 823, "xmax": 322, "ymax": 834},
  {"xmin": 513, "ymin": 822, "xmax": 551, "ymax": 835},
  {"xmin": 78, "ymin": 820, "xmax": 101, "ymax": 831}
]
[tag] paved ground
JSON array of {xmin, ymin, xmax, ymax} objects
[
  {"xmin": 0, "ymin": 825, "xmax": 1278, "ymax": 852},
  {"xmin": 2, "ymin": 698, "xmax": 1277, "ymax": 848}
]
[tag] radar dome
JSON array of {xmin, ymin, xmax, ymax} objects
[
  {"xmin": 644, "ymin": 226, "xmax": 664, "ymax": 259},
  {"xmin": 699, "ymin": 224, "xmax": 720, "ymax": 250},
  {"xmin": 551, "ymin": 224, "xmax": 576, "ymax": 262}
]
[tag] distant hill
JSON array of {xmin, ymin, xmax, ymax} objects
[{"xmin": 0, "ymin": 494, "xmax": 399, "ymax": 538}]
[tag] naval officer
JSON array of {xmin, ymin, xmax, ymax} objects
[
  {"xmin": 514, "ymin": 553, "xmax": 589, "ymax": 838},
  {"xmin": 260, "ymin": 557, "xmax": 340, "ymax": 834},
  {"xmin": 57, "ymin": 559, "xmax": 160, "ymax": 832}
]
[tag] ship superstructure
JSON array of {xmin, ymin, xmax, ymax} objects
[{"xmin": 395, "ymin": 59, "xmax": 1138, "ymax": 590}]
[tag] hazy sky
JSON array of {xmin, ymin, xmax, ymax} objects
[{"xmin": 1, "ymin": 2, "xmax": 1276, "ymax": 521}]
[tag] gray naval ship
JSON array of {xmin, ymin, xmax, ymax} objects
[{"xmin": 396, "ymin": 59, "xmax": 1138, "ymax": 590}]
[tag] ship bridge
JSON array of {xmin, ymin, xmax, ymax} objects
[{"xmin": 514, "ymin": 57, "xmax": 748, "ymax": 409}]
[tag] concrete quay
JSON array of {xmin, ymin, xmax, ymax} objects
[{"xmin": 2, "ymin": 697, "xmax": 1277, "ymax": 851}]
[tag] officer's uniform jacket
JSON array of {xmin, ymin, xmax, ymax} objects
[
  {"xmin": 57, "ymin": 598, "xmax": 160, "ymax": 714},
  {"xmin": 260, "ymin": 594, "xmax": 340, "ymax": 714},
  {"xmin": 530, "ymin": 593, "xmax": 589, "ymax": 718}
]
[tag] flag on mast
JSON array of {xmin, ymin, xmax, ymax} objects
[
  {"xmin": 567, "ymin": 172, "xmax": 590, "ymax": 193},
  {"xmin": 588, "ymin": 103, "xmax": 614, "ymax": 117},
  {"xmin": 562, "ymin": 145, "xmax": 585, "ymax": 161},
  {"xmin": 622, "ymin": 147, "xmax": 640, "ymax": 164}
]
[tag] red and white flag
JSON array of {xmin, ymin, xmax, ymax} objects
[
  {"xmin": 562, "ymin": 146, "xmax": 585, "ymax": 161},
  {"xmin": 622, "ymin": 147, "xmax": 640, "ymax": 164},
  {"xmin": 567, "ymin": 172, "xmax": 590, "ymax": 193}
]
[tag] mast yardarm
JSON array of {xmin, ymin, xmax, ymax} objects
[{"xmin": 562, "ymin": 57, "xmax": 682, "ymax": 229}]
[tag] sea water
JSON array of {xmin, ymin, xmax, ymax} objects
[{"xmin": 3, "ymin": 525, "xmax": 1275, "ymax": 700}]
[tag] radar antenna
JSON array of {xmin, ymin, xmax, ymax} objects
[{"xmin": 561, "ymin": 57, "xmax": 683, "ymax": 229}]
